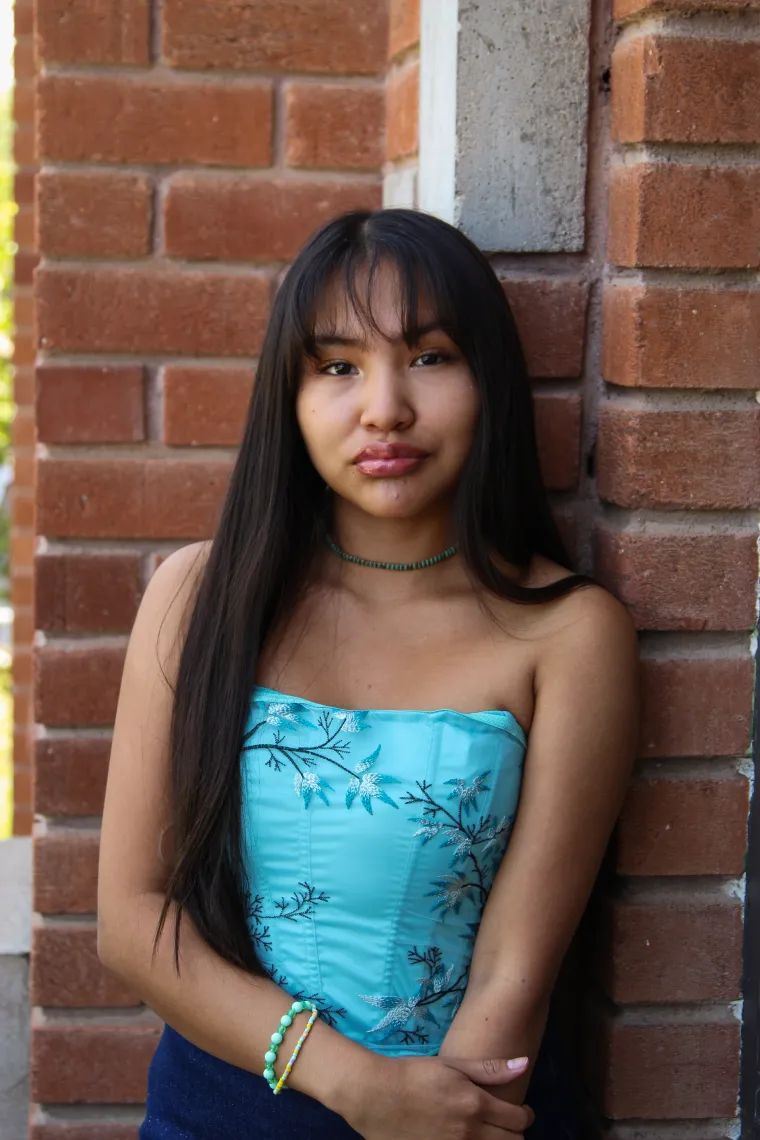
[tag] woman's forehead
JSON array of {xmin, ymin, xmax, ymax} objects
[{"xmin": 312, "ymin": 270, "xmax": 438, "ymax": 343}]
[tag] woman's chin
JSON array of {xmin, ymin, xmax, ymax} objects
[{"xmin": 341, "ymin": 483, "xmax": 435, "ymax": 520}]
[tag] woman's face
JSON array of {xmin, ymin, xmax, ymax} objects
[{"xmin": 296, "ymin": 265, "xmax": 480, "ymax": 521}]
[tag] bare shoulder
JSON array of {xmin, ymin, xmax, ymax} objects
[
  {"xmin": 130, "ymin": 540, "xmax": 212, "ymax": 683},
  {"xmin": 535, "ymin": 578, "xmax": 639, "ymax": 710}
]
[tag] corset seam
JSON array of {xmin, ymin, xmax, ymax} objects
[{"xmin": 374, "ymin": 717, "xmax": 438, "ymax": 1040}]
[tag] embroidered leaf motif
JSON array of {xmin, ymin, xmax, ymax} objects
[
  {"xmin": 427, "ymin": 872, "xmax": 476, "ymax": 915},
  {"xmin": 481, "ymin": 814, "xmax": 513, "ymax": 856},
  {"xmin": 345, "ymin": 746, "xmax": 400, "ymax": 813},
  {"xmin": 334, "ymin": 710, "xmax": 370, "ymax": 733},
  {"xmin": 294, "ymin": 771, "xmax": 334, "ymax": 808},
  {"xmin": 440, "ymin": 827, "xmax": 474, "ymax": 865},
  {"xmin": 360, "ymin": 947, "xmax": 467, "ymax": 1041},
  {"xmin": 358, "ymin": 993, "xmax": 421, "ymax": 1036},
  {"xmin": 433, "ymin": 964, "xmax": 454, "ymax": 994},
  {"xmin": 410, "ymin": 817, "xmax": 446, "ymax": 844},
  {"xmin": 265, "ymin": 702, "xmax": 314, "ymax": 729},
  {"xmin": 444, "ymin": 771, "xmax": 491, "ymax": 815}
]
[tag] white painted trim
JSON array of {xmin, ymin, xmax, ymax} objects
[
  {"xmin": 418, "ymin": 0, "xmax": 458, "ymax": 223},
  {"xmin": 0, "ymin": 838, "xmax": 31, "ymax": 955}
]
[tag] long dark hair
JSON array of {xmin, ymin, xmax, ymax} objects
[{"xmin": 156, "ymin": 208, "xmax": 591, "ymax": 973}]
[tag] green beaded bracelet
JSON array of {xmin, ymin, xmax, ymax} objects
[{"xmin": 263, "ymin": 1000, "xmax": 308, "ymax": 1089}]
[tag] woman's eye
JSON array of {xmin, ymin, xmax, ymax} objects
[
  {"xmin": 319, "ymin": 360, "xmax": 355, "ymax": 377},
  {"xmin": 413, "ymin": 350, "xmax": 449, "ymax": 367}
]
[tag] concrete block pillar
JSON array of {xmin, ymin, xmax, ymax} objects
[{"xmin": 386, "ymin": 0, "xmax": 592, "ymax": 253}]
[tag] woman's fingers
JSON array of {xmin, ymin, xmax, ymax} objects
[
  {"xmin": 442, "ymin": 1056, "xmax": 529, "ymax": 1087},
  {"xmin": 480, "ymin": 1129, "xmax": 526, "ymax": 1140},
  {"xmin": 481, "ymin": 1090, "xmax": 535, "ymax": 1133}
]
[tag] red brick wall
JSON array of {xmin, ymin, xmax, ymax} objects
[
  {"xmin": 590, "ymin": 0, "xmax": 758, "ymax": 1128},
  {"xmin": 29, "ymin": 1, "xmax": 384, "ymax": 1133},
  {"xmin": 24, "ymin": 0, "xmax": 758, "ymax": 1134}
]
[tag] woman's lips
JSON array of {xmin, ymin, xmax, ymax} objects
[
  {"xmin": 354, "ymin": 455, "xmax": 426, "ymax": 477},
  {"xmin": 352, "ymin": 445, "xmax": 429, "ymax": 477}
]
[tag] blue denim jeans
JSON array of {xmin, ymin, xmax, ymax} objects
[{"xmin": 140, "ymin": 1016, "xmax": 580, "ymax": 1139}]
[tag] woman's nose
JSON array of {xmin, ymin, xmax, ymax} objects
[{"xmin": 358, "ymin": 366, "xmax": 415, "ymax": 432}]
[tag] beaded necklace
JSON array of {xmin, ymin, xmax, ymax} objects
[{"xmin": 325, "ymin": 534, "xmax": 458, "ymax": 572}]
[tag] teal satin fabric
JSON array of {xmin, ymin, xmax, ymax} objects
[{"xmin": 241, "ymin": 687, "xmax": 527, "ymax": 1056}]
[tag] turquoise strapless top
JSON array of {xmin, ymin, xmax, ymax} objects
[{"xmin": 240, "ymin": 686, "xmax": 527, "ymax": 1056}]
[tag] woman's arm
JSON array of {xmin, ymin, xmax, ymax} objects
[
  {"xmin": 97, "ymin": 543, "xmax": 365, "ymax": 1110},
  {"xmin": 438, "ymin": 587, "xmax": 639, "ymax": 1103},
  {"xmin": 98, "ymin": 544, "xmax": 534, "ymax": 1139}
]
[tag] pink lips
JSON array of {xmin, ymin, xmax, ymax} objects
[{"xmin": 353, "ymin": 444, "xmax": 429, "ymax": 478}]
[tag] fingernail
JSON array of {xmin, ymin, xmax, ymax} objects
[{"xmin": 507, "ymin": 1057, "xmax": 529, "ymax": 1070}]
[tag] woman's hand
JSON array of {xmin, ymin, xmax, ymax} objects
[{"xmin": 339, "ymin": 1053, "xmax": 534, "ymax": 1139}]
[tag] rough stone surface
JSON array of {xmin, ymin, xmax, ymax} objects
[
  {"xmin": 0, "ymin": 839, "xmax": 31, "ymax": 1140},
  {"xmin": 455, "ymin": 0, "xmax": 590, "ymax": 251},
  {"xmin": 0, "ymin": 955, "xmax": 30, "ymax": 1140}
]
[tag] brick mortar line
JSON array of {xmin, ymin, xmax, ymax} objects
[
  {"xmin": 638, "ymin": 629, "xmax": 754, "ymax": 655},
  {"xmin": 37, "ymin": 255, "xmax": 284, "ymax": 275},
  {"xmin": 39, "ymin": 160, "xmax": 383, "ymax": 182},
  {"xmin": 613, "ymin": 144, "xmax": 760, "ymax": 165},
  {"xmin": 37, "ymin": 538, "xmax": 192, "ymax": 556},
  {"xmin": 32, "ymin": 915, "xmax": 102, "ymax": 928},
  {"xmin": 39, "ymin": 61, "xmax": 388, "ymax": 86},
  {"xmin": 35, "ymin": 633, "xmax": 129, "ymax": 649},
  {"xmin": 36, "ymin": 352, "xmax": 259, "ymax": 367},
  {"xmin": 37, "ymin": 443, "xmax": 239, "ymax": 460},
  {"xmin": 616, "ymin": 10, "xmax": 760, "ymax": 40},
  {"xmin": 150, "ymin": 0, "xmax": 163, "ymax": 65},
  {"xmin": 601, "ymin": 387, "xmax": 760, "ymax": 410},
  {"xmin": 33, "ymin": 1006, "xmax": 160, "ymax": 1025},
  {"xmin": 615, "ymin": 874, "xmax": 746, "ymax": 901},
  {"xmin": 598, "ymin": 503, "xmax": 760, "ymax": 530},
  {"xmin": 36, "ymin": 814, "xmax": 106, "ymax": 828},
  {"xmin": 607, "ymin": 268, "xmax": 760, "ymax": 285},
  {"xmin": 607, "ymin": 1123, "xmax": 739, "ymax": 1139},
  {"xmin": 633, "ymin": 756, "xmax": 750, "ymax": 778},
  {"xmin": 271, "ymin": 76, "xmax": 286, "ymax": 171},
  {"xmin": 35, "ymin": 726, "xmax": 114, "ymax": 739},
  {"xmin": 145, "ymin": 362, "xmax": 163, "ymax": 442},
  {"xmin": 599, "ymin": 1002, "xmax": 742, "ymax": 1025},
  {"xmin": 32, "ymin": 1106, "xmax": 146, "ymax": 1123}
]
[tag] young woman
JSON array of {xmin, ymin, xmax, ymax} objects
[{"xmin": 98, "ymin": 208, "xmax": 638, "ymax": 1139}]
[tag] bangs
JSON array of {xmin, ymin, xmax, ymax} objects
[{"xmin": 288, "ymin": 229, "xmax": 463, "ymax": 369}]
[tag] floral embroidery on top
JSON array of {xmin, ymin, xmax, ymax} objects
[
  {"xmin": 359, "ymin": 946, "xmax": 467, "ymax": 1044},
  {"xmin": 242, "ymin": 702, "xmax": 399, "ymax": 813},
  {"xmin": 345, "ymin": 745, "xmax": 400, "ymax": 813},
  {"xmin": 245, "ymin": 879, "xmax": 347, "ymax": 1027},
  {"xmin": 246, "ymin": 880, "xmax": 329, "ymax": 955},
  {"xmin": 403, "ymin": 771, "xmax": 514, "ymax": 917},
  {"xmin": 264, "ymin": 963, "xmax": 347, "ymax": 1028},
  {"xmin": 359, "ymin": 774, "xmax": 513, "ymax": 1045}
]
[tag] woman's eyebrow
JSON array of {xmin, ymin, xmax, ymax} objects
[{"xmin": 313, "ymin": 321, "xmax": 445, "ymax": 349}]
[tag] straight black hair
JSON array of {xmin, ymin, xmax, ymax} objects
[{"xmin": 156, "ymin": 208, "xmax": 592, "ymax": 973}]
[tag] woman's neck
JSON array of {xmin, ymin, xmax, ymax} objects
[{"xmin": 321, "ymin": 498, "xmax": 463, "ymax": 603}]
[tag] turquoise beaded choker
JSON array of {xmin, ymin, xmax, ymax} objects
[{"xmin": 325, "ymin": 534, "xmax": 458, "ymax": 572}]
